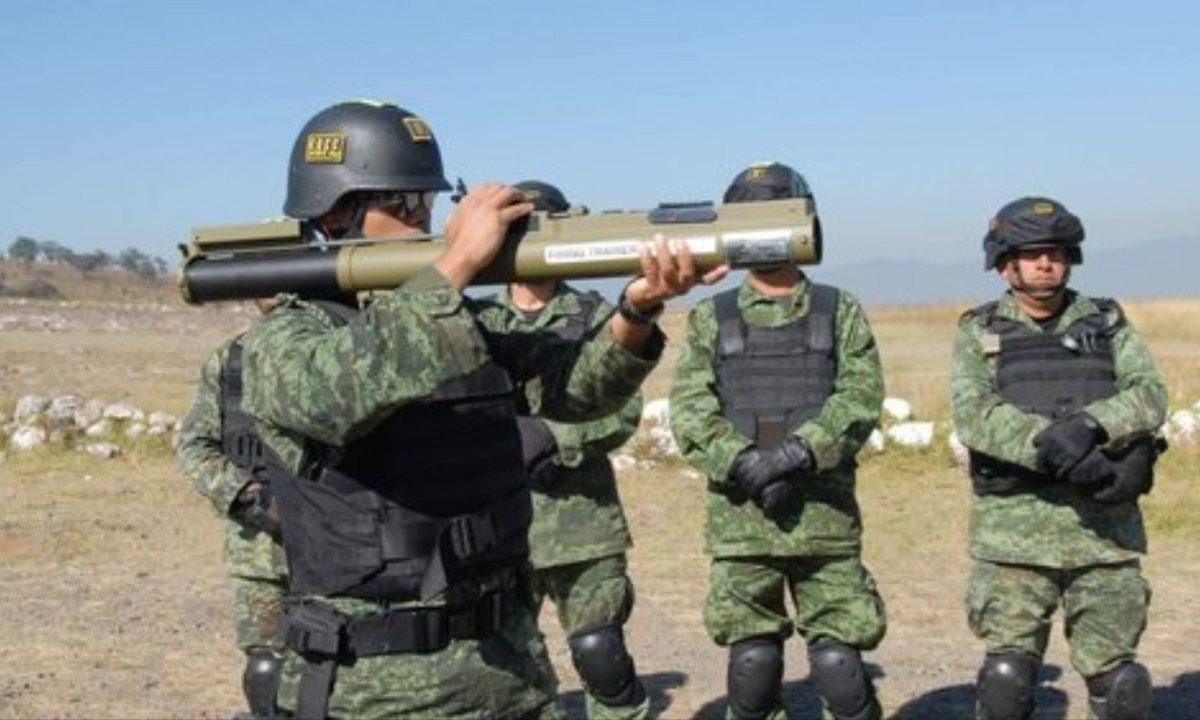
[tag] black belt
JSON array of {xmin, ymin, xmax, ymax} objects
[{"xmin": 283, "ymin": 588, "xmax": 520, "ymax": 719}]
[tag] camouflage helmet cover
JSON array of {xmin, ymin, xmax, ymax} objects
[
  {"xmin": 283, "ymin": 100, "xmax": 452, "ymax": 219},
  {"xmin": 983, "ymin": 196, "xmax": 1085, "ymax": 270}
]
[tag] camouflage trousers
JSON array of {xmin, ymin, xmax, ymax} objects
[
  {"xmin": 223, "ymin": 521, "xmax": 288, "ymax": 650},
  {"xmin": 276, "ymin": 598, "xmax": 562, "ymax": 720},
  {"xmin": 965, "ymin": 559, "xmax": 1151, "ymax": 678},
  {"xmin": 533, "ymin": 554, "xmax": 649, "ymax": 720},
  {"xmin": 704, "ymin": 554, "xmax": 887, "ymax": 649},
  {"xmin": 229, "ymin": 574, "xmax": 287, "ymax": 650}
]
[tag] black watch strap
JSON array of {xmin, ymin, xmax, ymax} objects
[{"xmin": 617, "ymin": 283, "xmax": 663, "ymax": 325}]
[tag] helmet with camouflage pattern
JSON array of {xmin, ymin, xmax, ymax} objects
[
  {"xmin": 982, "ymin": 196, "xmax": 1085, "ymax": 270},
  {"xmin": 283, "ymin": 100, "xmax": 452, "ymax": 219}
]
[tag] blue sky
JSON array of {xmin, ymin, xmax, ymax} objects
[{"xmin": 1, "ymin": 0, "xmax": 1197, "ymax": 274}]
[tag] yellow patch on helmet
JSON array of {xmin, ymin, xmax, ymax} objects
[
  {"xmin": 1032, "ymin": 201, "xmax": 1055, "ymax": 215},
  {"xmin": 403, "ymin": 117, "xmax": 433, "ymax": 143},
  {"xmin": 304, "ymin": 132, "xmax": 346, "ymax": 164}
]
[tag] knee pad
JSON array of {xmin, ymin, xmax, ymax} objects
[
  {"xmin": 976, "ymin": 652, "xmax": 1038, "ymax": 720},
  {"xmin": 242, "ymin": 646, "xmax": 284, "ymax": 719},
  {"xmin": 727, "ymin": 637, "xmax": 784, "ymax": 720},
  {"xmin": 808, "ymin": 641, "xmax": 880, "ymax": 720},
  {"xmin": 568, "ymin": 623, "xmax": 644, "ymax": 708},
  {"xmin": 1086, "ymin": 662, "xmax": 1151, "ymax": 720}
]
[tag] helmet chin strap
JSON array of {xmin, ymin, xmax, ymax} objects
[
  {"xmin": 1012, "ymin": 263, "xmax": 1070, "ymax": 302},
  {"xmin": 336, "ymin": 201, "xmax": 369, "ymax": 239}
]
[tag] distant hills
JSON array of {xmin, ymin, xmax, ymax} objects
[{"xmin": 790, "ymin": 235, "xmax": 1200, "ymax": 307}]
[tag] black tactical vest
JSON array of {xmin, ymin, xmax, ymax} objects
[
  {"xmin": 966, "ymin": 299, "xmax": 1122, "ymax": 492},
  {"xmin": 713, "ymin": 284, "xmax": 838, "ymax": 447},
  {"xmin": 240, "ymin": 301, "xmax": 532, "ymax": 601}
]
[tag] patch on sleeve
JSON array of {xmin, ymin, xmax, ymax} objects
[{"xmin": 981, "ymin": 332, "xmax": 1001, "ymax": 356}]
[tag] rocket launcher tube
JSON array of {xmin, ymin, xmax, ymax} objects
[{"xmin": 178, "ymin": 198, "xmax": 821, "ymax": 304}]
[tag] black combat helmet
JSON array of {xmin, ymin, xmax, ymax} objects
[
  {"xmin": 514, "ymin": 180, "xmax": 571, "ymax": 214},
  {"xmin": 723, "ymin": 161, "xmax": 813, "ymax": 204},
  {"xmin": 283, "ymin": 100, "xmax": 452, "ymax": 219},
  {"xmin": 982, "ymin": 196, "xmax": 1085, "ymax": 270}
]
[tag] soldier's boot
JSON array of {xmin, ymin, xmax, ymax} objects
[
  {"xmin": 975, "ymin": 652, "xmax": 1038, "ymax": 720},
  {"xmin": 568, "ymin": 623, "xmax": 648, "ymax": 719},
  {"xmin": 808, "ymin": 640, "xmax": 881, "ymax": 720},
  {"xmin": 727, "ymin": 636, "xmax": 785, "ymax": 720},
  {"xmin": 240, "ymin": 646, "xmax": 285, "ymax": 719},
  {"xmin": 1085, "ymin": 662, "xmax": 1152, "ymax": 720}
]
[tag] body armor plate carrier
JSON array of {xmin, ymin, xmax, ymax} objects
[
  {"xmin": 967, "ymin": 300, "xmax": 1120, "ymax": 495},
  {"xmin": 713, "ymin": 283, "xmax": 839, "ymax": 448}
]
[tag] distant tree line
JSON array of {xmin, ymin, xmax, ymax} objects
[{"xmin": 4, "ymin": 235, "xmax": 168, "ymax": 280}]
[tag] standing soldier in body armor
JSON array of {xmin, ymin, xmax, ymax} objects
[
  {"xmin": 951, "ymin": 196, "xmax": 1167, "ymax": 720},
  {"xmin": 498, "ymin": 180, "xmax": 650, "ymax": 720},
  {"xmin": 177, "ymin": 298, "xmax": 288, "ymax": 720},
  {"xmin": 670, "ymin": 162, "xmax": 887, "ymax": 720},
  {"xmin": 231, "ymin": 100, "xmax": 725, "ymax": 719}
]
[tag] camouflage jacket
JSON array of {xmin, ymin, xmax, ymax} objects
[
  {"xmin": 175, "ymin": 337, "xmax": 286, "ymax": 580},
  {"xmin": 238, "ymin": 266, "xmax": 663, "ymax": 613},
  {"xmin": 950, "ymin": 290, "xmax": 1168, "ymax": 567},
  {"xmin": 493, "ymin": 283, "xmax": 639, "ymax": 569},
  {"xmin": 669, "ymin": 276, "xmax": 884, "ymax": 558}
]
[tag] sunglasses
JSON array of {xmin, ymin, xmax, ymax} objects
[{"xmin": 372, "ymin": 191, "xmax": 437, "ymax": 221}]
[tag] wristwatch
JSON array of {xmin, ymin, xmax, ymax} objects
[{"xmin": 617, "ymin": 282, "xmax": 664, "ymax": 325}]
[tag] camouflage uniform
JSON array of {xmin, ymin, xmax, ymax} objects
[
  {"xmin": 496, "ymin": 282, "xmax": 649, "ymax": 720},
  {"xmin": 951, "ymin": 289, "xmax": 1167, "ymax": 715},
  {"xmin": 176, "ymin": 336, "xmax": 288, "ymax": 715},
  {"xmin": 240, "ymin": 266, "xmax": 663, "ymax": 720},
  {"xmin": 670, "ymin": 277, "xmax": 886, "ymax": 720}
]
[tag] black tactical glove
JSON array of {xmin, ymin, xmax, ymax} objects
[
  {"xmin": 233, "ymin": 480, "xmax": 282, "ymax": 539},
  {"xmin": 757, "ymin": 481, "xmax": 797, "ymax": 521},
  {"xmin": 1092, "ymin": 440, "xmax": 1160, "ymax": 504},
  {"xmin": 1064, "ymin": 449, "xmax": 1116, "ymax": 488},
  {"xmin": 729, "ymin": 436, "xmax": 814, "ymax": 503},
  {"xmin": 516, "ymin": 416, "xmax": 560, "ymax": 489},
  {"xmin": 1033, "ymin": 413, "xmax": 1107, "ymax": 479}
]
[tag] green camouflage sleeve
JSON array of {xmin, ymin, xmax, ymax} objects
[
  {"xmin": 669, "ymin": 301, "xmax": 751, "ymax": 485},
  {"xmin": 510, "ymin": 295, "xmax": 643, "ymax": 468},
  {"xmin": 242, "ymin": 267, "xmax": 662, "ymax": 444},
  {"xmin": 1083, "ymin": 307, "xmax": 1168, "ymax": 442},
  {"xmin": 797, "ymin": 290, "xmax": 884, "ymax": 470},
  {"xmin": 544, "ymin": 392, "xmax": 643, "ymax": 469},
  {"xmin": 473, "ymin": 296, "xmax": 662, "ymax": 424},
  {"xmin": 175, "ymin": 340, "xmax": 251, "ymax": 515},
  {"xmin": 950, "ymin": 313, "xmax": 1047, "ymax": 467}
]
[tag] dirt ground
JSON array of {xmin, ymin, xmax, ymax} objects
[{"xmin": 1, "ymin": 298, "xmax": 1197, "ymax": 719}]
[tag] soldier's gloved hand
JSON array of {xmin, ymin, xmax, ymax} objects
[
  {"xmin": 1064, "ymin": 449, "xmax": 1116, "ymax": 488},
  {"xmin": 729, "ymin": 437, "xmax": 815, "ymax": 501},
  {"xmin": 233, "ymin": 480, "xmax": 282, "ymax": 539},
  {"xmin": 1092, "ymin": 440, "xmax": 1159, "ymax": 504},
  {"xmin": 516, "ymin": 416, "xmax": 559, "ymax": 489},
  {"xmin": 757, "ymin": 480, "xmax": 798, "ymax": 521},
  {"xmin": 1033, "ymin": 413, "xmax": 1107, "ymax": 479}
]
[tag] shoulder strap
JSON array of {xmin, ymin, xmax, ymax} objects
[
  {"xmin": 713, "ymin": 288, "xmax": 744, "ymax": 357},
  {"xmin": 306, "ymin": 298, "xmax": 358, "ymax": 327},
  {"xmin": 963, "ymin": 300, "xmax": 1001, "ymax": 330},
  {"xmin": 575, "ymin": 289, "xmax": 604, "ymax": 329},
  {"xmin": 219, "ymin": 336, "xmax": 263, "ymax": 471},
  {"xmin": 806, "ymin": 283, "xmax": 839, "ymax": 352}
]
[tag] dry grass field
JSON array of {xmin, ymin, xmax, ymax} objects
[{"xmin": 1, "ymin": 291, "xmax": 1198, "ymax": 719}]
